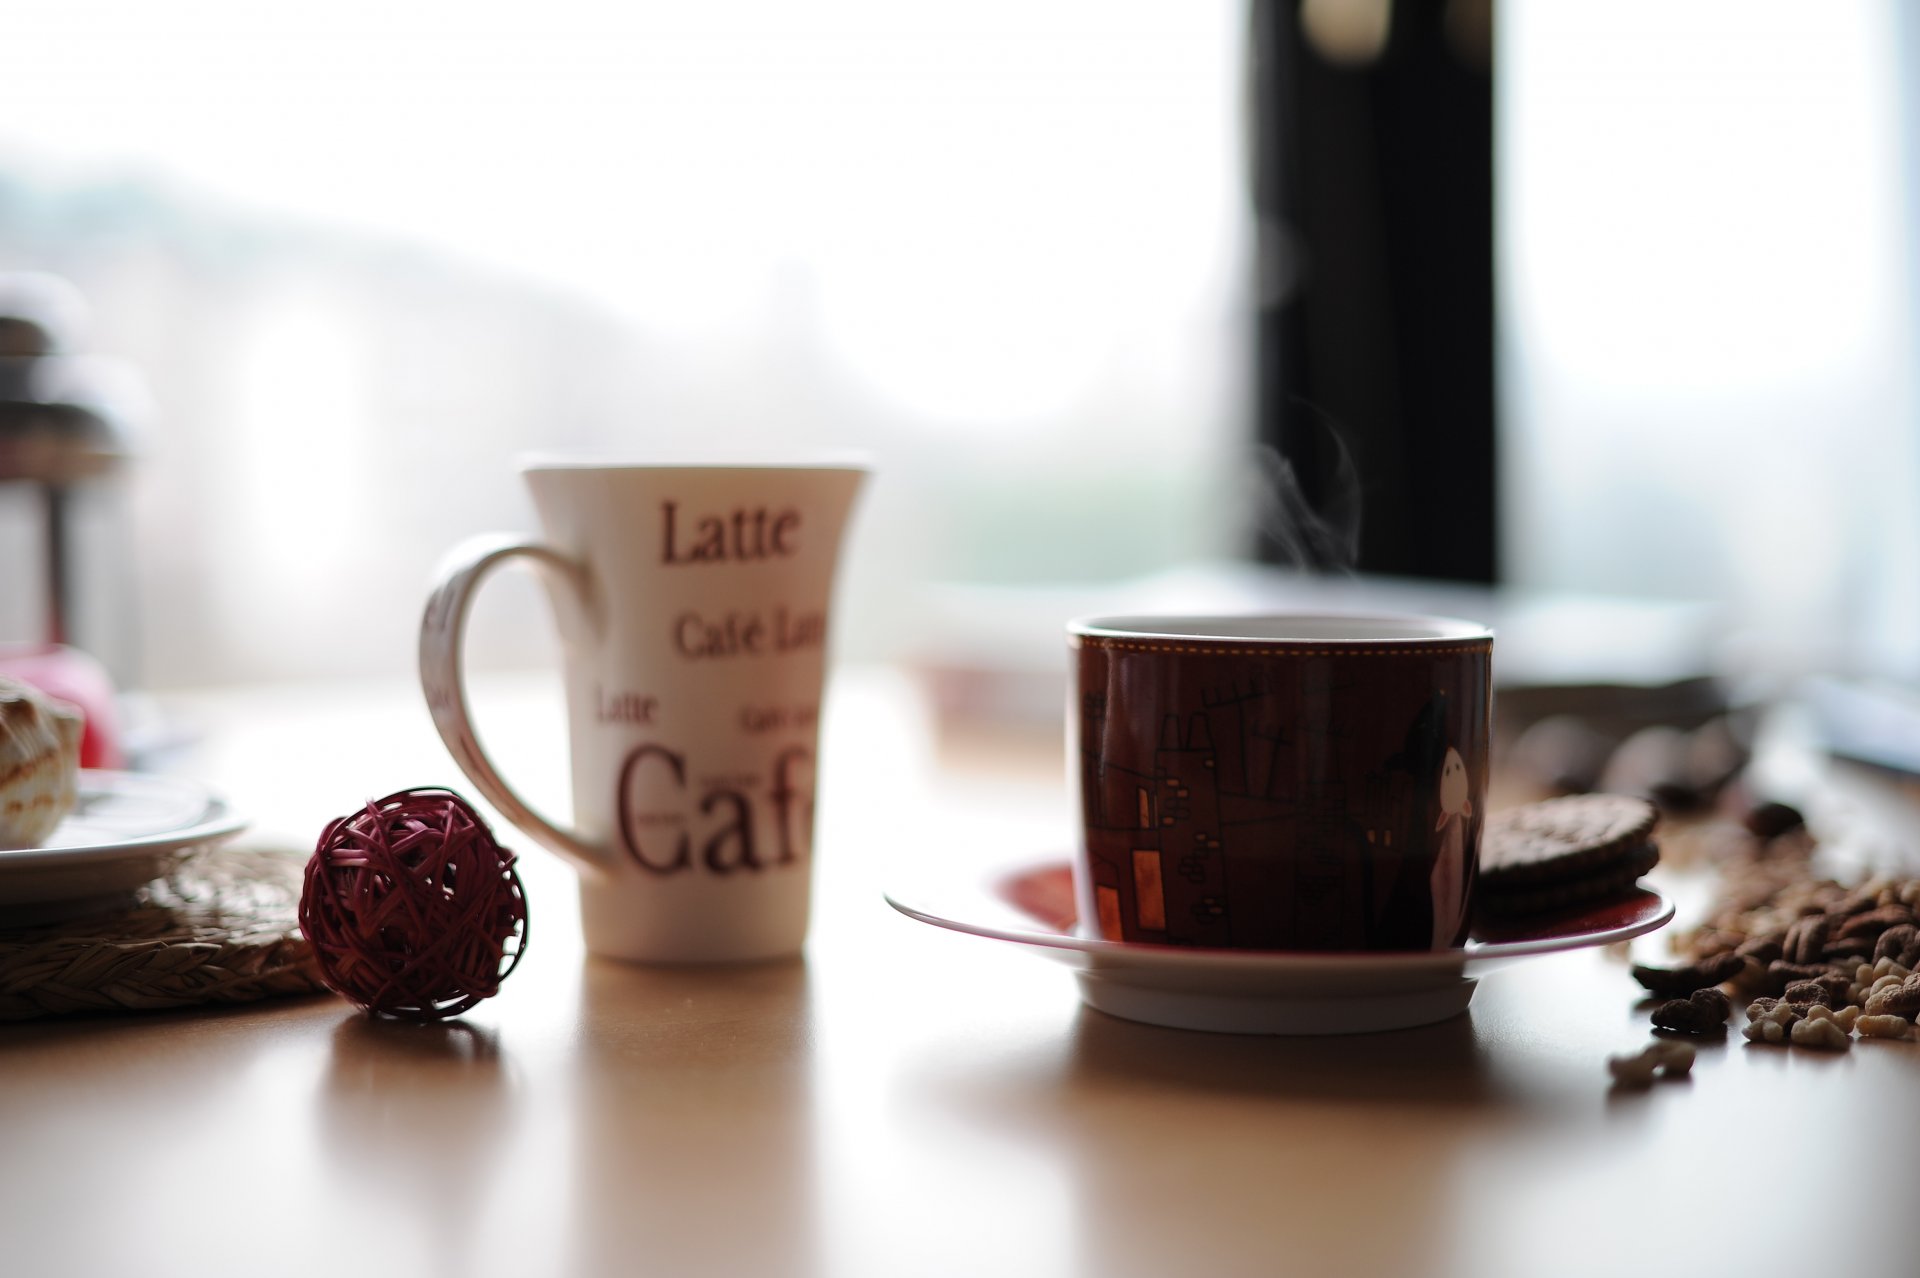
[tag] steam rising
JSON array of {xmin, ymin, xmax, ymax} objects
[{"xmin": 1247, "ymin": 417, "xmax": 1363, "ymax": 573}]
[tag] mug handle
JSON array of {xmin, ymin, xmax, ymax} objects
[{"xmin": 420, "ymin": 533, "xmax": 609, "ymax": 877}]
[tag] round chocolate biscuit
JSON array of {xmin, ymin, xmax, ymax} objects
[
  {"xmin": 1478, "ymin": 794, "xmax": 1659, "ymax": 888},
  {"xmin": 1474, "ymin": 841, "xmax": 1661, "ymax": 919}
]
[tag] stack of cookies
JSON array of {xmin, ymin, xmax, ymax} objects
[{"xmin": 1476, "ymin": 794, "xmax": 1661, "ymax": 922}]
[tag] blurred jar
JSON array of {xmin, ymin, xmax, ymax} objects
[{"xmin": 0, "ymin": 272, "xmax": 144, "ymax": 769}]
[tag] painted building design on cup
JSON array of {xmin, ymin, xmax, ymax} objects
[{"xmin": 1076, "ymin": 643, "xmax": 1488, "ymax": 952}]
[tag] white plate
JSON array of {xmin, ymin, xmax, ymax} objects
[
  {"xmin": 0, "ymin": 771, "xmax": 247, "ymax": 919},
  {"xmin": 886, "ymin": 861, "xmax": 1673, "ymax": 1035}
]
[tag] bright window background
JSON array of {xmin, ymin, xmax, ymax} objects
[
  {"xmin": 0, "ymin": 1, "xmax": 1249, "ymax": 686},
  {"xmin": 1500, "ymin": 0, "xmax": 1920, "ymax": 678}
]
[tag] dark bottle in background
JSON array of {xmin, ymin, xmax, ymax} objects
[{"xmin": 1250, "ymin": 0, "xmax": 1497, "ymax": 583}]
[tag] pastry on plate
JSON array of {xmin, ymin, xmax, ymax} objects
[{"xmin": 0, "ymin": 674, "xmax": 84, "ymax": 849}]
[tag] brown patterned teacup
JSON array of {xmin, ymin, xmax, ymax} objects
[{"xmin": 1069, "ymin": 614, "xmax": 1492, "ymax": 952}]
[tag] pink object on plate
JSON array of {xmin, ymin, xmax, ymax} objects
[{"xmin": 0, "ymin": 645, "xmax": 124, "ymax": 770}]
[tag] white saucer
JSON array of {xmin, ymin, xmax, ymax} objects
[
  {"xmin": 886, "ymin": 861, "xmax": 1673, "ymax": 1035},
  {"xmin": 0, "ymin": 771, "xmax": 247, "ymax": 921}
]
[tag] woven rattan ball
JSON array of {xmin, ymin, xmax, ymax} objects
[{"xmin": 299, "ymin": 788, "xmax": 528, "ymax": 1020}]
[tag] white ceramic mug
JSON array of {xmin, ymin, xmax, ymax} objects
[{"xmin": 420, "ymin": 459, "xmax": 868, "ymax": 963}]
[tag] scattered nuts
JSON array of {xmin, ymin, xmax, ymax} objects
[
  {"xmin": 1800, "ymin": 1004, "xmax": 1863, "ymax": 1033},
  {"xmin": 1626, "ymin": 827, "xmax": 1920, "ymax": 1073},
  {"xmin": 1783, "ymin": 980, "xmax": 1830, "ymax": 1006},
  {"xmin": 1762, "ymin": 961, "xmax": 1839, "ymax": 996},
  {"xmin": 1653, "ymin": 987, "xmax": 1732, "ymax": 1034},
  {"xmin": 1838, "ymin": 905, "xmax": 1915, "ymax": 941},
  {"xmin": 1759, "ymin": 1003, "xmax": 1802, "ymax": 1029},
  {"xmin": 1863, "ymin": 978, "xmax": 1920, "ymax": 1020},
  {"xmin": 1608, "ymin": 1039, "xmax": 1697, "ymax": 1087},
  {"xmin": 1608, "ymin": 1052, "xmax": 1660, "ymax": 1089},
  {"xmin": 1688, "ymin": 928, "xmax": 1746, "ymax": 958},
  {"xmin": 1789, "ymin": 1016, "xmax": 1852, "ymax": 1050},
  {"xmin": 1632, "ymin": 953, "xmax": 1746, "ymax": 998},
  {"xmin": 1856, "ymin": 1015, "xmax": 1913, "ymax": 1040},
  {"xmin": 1784, "ymin": 916, "xmax": 1832, "ymax": 965},
  {"xmin": 1736, "ymin": 935, "xmax": 1785, "ymax": 965},
  {"xmin": 1779, "ymin": 972, "xmax": 1851, "ymax": 1007},
  {"xmin": 1873, "ymin": 925, "xmax": 1920, "ymax": 967}
]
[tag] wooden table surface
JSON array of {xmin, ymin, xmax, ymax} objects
[{"xmin": 3, "ymin": 670, "xmax": 1917, "ymax": 1278}]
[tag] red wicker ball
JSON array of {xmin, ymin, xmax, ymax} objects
[{"xmin": 299, "ymin": 787, "xmax": 528, "ymax": 1020}]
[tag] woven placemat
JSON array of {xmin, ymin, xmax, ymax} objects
[{"xmin": 0, "ymin": 846, "xmax": 327, "ymax": 1021}]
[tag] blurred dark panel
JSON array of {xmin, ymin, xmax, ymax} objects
[{"xmin": 1251, "ymin": 0, "xmax": 1497, "ymax": 581}]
